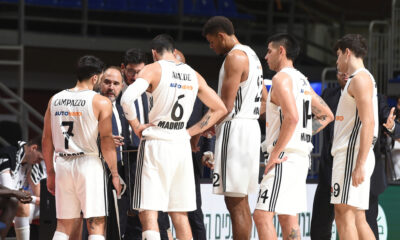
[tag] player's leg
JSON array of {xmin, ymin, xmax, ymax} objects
[
  {"xmin": 278, "ymin": 214, "xmax": 300, "ymax": 240},
  {"xmin": 14, "ymin": 200, "xmax": 30, "ymax": 240},
  {"xmin": 0, "ymin": 197, "xmax": 18, "ymax": 239},
  {"xmin": 53, "ymin": 218, "xmax": 82, "ymax": 240},
  {"xmin": 225, "ymin": 196, "xmax": 252, "ymax": 240},
  {"xmin": 86, "ymin": 216, "xmax": 106, "ymax": 240},
  {"xmin": 139, "ymin": 210, "xmax": 161, "ymax": 240},
  {"xmin": 334, "ymin": 204, "xmax": 358, "ymax": 240},
  {"xmin": 169, "ymin": 212, "xmax": 192, "ymax": 240},
  {"xmin": 253, "ymin": 209, "xmax": 276, "ymax": 240},
  {"xmin": 355, "ymin": 209, "xmax": 375, "ymax": 240}
]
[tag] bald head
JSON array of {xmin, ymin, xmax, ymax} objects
[{"xmin": 174, "ymin": 49, "xmax": 186, "ymax": 63}]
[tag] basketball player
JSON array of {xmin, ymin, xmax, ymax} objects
[
  {"xmin": 253, "ymin": 33, "xmax": 333, "ymax": 240},
  {"xmin": 331, "ymin": 34, "xmax": 377, "ymax": 240},
  {"xmin": 202, "ymin": 16, "xmax": 267, "ymax": 239},
  {"xmin": 0, "ymin": 138, "xmax": 45, "ymax": 240},
  {"xmin": 120, "ymin": 34, "xmax": 227, "ymax": 240},
  {"xmin": 42, "ymin": 55, "xmax": 122, "ymax": 240}
]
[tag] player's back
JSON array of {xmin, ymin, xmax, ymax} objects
[
  {"xmin": 144, "ymin": 60, "xmax": 199, "ymax": 140},
  {"xmin": 331, "ymin": 68, "xmax": 378, "ymax": 156},
  {"xmin": 217, "ymin": 44, "xmax": 264, "ymax": 123},
  {"xmin": 265, "ymin": 67, "xmax": 313, "ymax": 155},
  {"xmin": 50, "ymin": 89, "xmax": 99, "ymax": 156}
]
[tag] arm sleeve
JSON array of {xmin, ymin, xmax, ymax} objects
[{"xmin": 120, "ymin": 78, "xmax": 150, "ymax": 121}]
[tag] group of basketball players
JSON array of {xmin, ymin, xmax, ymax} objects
[{"xmin": 40, "ymin": 15, "xmax": 380, "ymax": 240}]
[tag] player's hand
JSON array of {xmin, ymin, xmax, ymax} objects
[
  {"xmin": 134, "ymin": 123, "xmax": 155, "ymax": 139},
  {"xmin": 47, "ymin": 170, "xmax": 56, "ymax": 196},
  {"xmin": 112, "ymin": 175, "xmax": 122, "ymax": 197},
  {"xmin": 190, "ymin": 134, "xmax": 201, "ymax": 152},
  {"xmin": 263, "ymin": 153, "xmax": 287, "ymax": 175},
  {"xmin": 383, "ymin": 107, "xmax": 396, "ymax": 131},
  {"xmin": 14, "ymin": 190, "xmax": 32, "ymax": 203},
  {"xmin": 201, "ymin": 126, "xmax": 215, "ymax": 138},
  {"xmin": 352, "ymin": 165, "xmax": 365, "ymax": 187},
  {"xmin": 112, "ymin": 135, "xmax": 124, "ymax": 147},
  {"xmin": 201, "ymin": 151, "xmax": 214, "ymax": 170}
]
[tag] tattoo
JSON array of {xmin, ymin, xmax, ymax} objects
[
  {"xmin": 317, "ymin": 94, "xmax": 329, "ymax": 107},
  {"xmin": 312, "ymin": 105, "xmax": 321, "ymax": 115},
  {"xmin": 87, "ymin": 217, "xmax": 105, "ymax": 230},
  {"xmin": 312, "ymin": 119, "xmax": 323, "ymax": 135},
  {"xmin": 200, "ymin": 115, "xmax": 211, "ymax": 129},
  {"xmin": 287, "ymin": 227, "xmax": 300, "ymax": 240}
]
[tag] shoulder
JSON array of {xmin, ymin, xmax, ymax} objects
[
  {"xmin": 272, "ymin": 71, "xmax": 291, "ymax": 86},
  {"xmin": 224, "ymin": 49, "xmax": 248, "ymax": 67},
  {"xmin": 350, "ymin": 72, "xmax": 373, "ymax": 89},
  {"xmin": 93, "ymin": 94, "xmax": 112, "ymax": 108}
]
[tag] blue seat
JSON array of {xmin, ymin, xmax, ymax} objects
[
  {"xmin": 103, "ymin": 0, "xmax": 127, "ymax": 11},
  {"xmin": 217, "ymin": 0, "xmax": 254, "ymax": 19},
  {"xmin": 25, "ymin": 0, "xmax": 58, "ymax": 7},
  {"xmin": 0, "ymin": 0, "xmax": 18, "ymax": 3},
  {"xmin": 127, "ymin": 0, "xmax": 177, "ymax": 14},
  {"xmin": 184, "ymin": 0, "xmax": 216, "ymax": 16},
  {"xmin": 57, "ymin": 0, "xmax": 81, "ymax": 8},
  {"xmin": 88, "ymin": 0, "xmax": 104, "ymax": 10}
]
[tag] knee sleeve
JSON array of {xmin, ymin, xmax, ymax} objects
[
  {"xmin": 14, "ymin": 216, "xmax": 30, "ymax": 240},
  {"xmin": 88, "ymin": 235, "xmax": 105, "ymax": 240},
  {"xmin": 53, "ymin": 231, "xmax": 69, "ymax": 240},
  {"xmin": 142, "ymin": 230, "xmax": 161, "ymax": 240}
]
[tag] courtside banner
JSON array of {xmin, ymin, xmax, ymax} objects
[{"xmin": 198, "ymin": 183, "xmax": 319, "ymax": 240}]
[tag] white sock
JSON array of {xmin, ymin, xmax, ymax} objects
[
  {"xmin": 14, "ymin": 217, "xmax": 30, "ymax": 240},
  {"xmin": 142, "ymin": 230, "xmax": 161, "ymax": 240},
  {"xmin": 53, "ymin": 231, "xmax": 69, "ymax": 240},
  {"xmin": 88, "ymin": 235, "xmax": 105, "ymax": 240}
]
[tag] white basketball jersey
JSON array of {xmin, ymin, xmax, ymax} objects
[
  {"xmin": 265, "ymin": 67, "xmax": 313, "ymax": 155},
  {"xmin": 218, "ymin": 44, "xmax": 264, "ymax": 122},
  {"xmin": 51, "ymin": 90, "xmax": 99, "ymax": 156},
  {"xmin": 331, "ymin": 68, "xmax": 378, "ymax": 156},
  {"xmin": 143, "ymin": 60, "xmax": 199, "ymax": 140}
]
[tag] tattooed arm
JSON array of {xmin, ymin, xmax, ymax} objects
[
  {"xmin": 187, "ymin": 72, "xmax": 227, "ymax": 137},
  {"xmin": 310, "ymin": 88, "xmax": 334, "ymax": 135}
]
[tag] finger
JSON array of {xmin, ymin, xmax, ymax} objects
[
  {"xmin": 389, "ymin": 107, "xmax": 395, "ymax": 118},
  {"xmin": 277, "ymin": 156, "xmax": 288, "ymax": 163}
]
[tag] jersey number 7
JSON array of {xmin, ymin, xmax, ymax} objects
[{"xmin": 62, "ymin": 121, "xmax": 74, "ymax": 149}]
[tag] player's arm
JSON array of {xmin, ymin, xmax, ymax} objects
[
  {"xmin": 259, "ymin": 85, "xmax": 268, "ymax": 117},
  {"xmin": 265, "ymin": 73, "xmax": 297, "ymax": 173},
  {"xmin": 27, "ymin": 169, "xmax": 40, "ymax": 205},
  {"xmin": 42, "ymin": 98, "xmax": 56, "ymax": 195},
  {"xmin": 310, "ymin": 88, "xmax": 334, "ymax": 135},
  {"xmin": 121, "ymin": 63, "xmax": 159, "ymax": 137},
  {"xmin": 348, "ymin": 74, "xmax": 375, "ymax": 187},
  {"xmin": 219, "ymin": 51, "xmax": 247, "ymax": 120},
  {"xmin": 95, "ymin": 95, "xmax": 121, "ymax": 195},
  {"xmin": 188, "ymin": 73, "xmax": 227, "ymax": 137}
]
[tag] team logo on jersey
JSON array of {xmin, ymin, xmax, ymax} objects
[
  {"xmin": 170, "ymin": 82, "xmax": 193, "ymax": 90},
  {"xmin": 55, "ymin": 111, "xmax": 82, "ymax": 117}
]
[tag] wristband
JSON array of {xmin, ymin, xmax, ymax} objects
[{"xmin": 31, "ymin": 196, "xmax": 37, "ymax": 204}]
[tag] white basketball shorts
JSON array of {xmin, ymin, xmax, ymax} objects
[
  {"xmin": 55, "ymin": 155, "xmax": 106, "ymax": 219},
  {"xmin": 255, "ymin": 152, "xmax": 309, "ymax": 215},
  {"xmin": 213, "ymin": 119, "xmax": 261, "ymax": 197},
  {"xmin": 132, "ymin": 139, "xmax": 196, "ymax": 212},
  {"xmin": 331, "ymin": 148, "xmax": 375, "ymax": 210}
]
